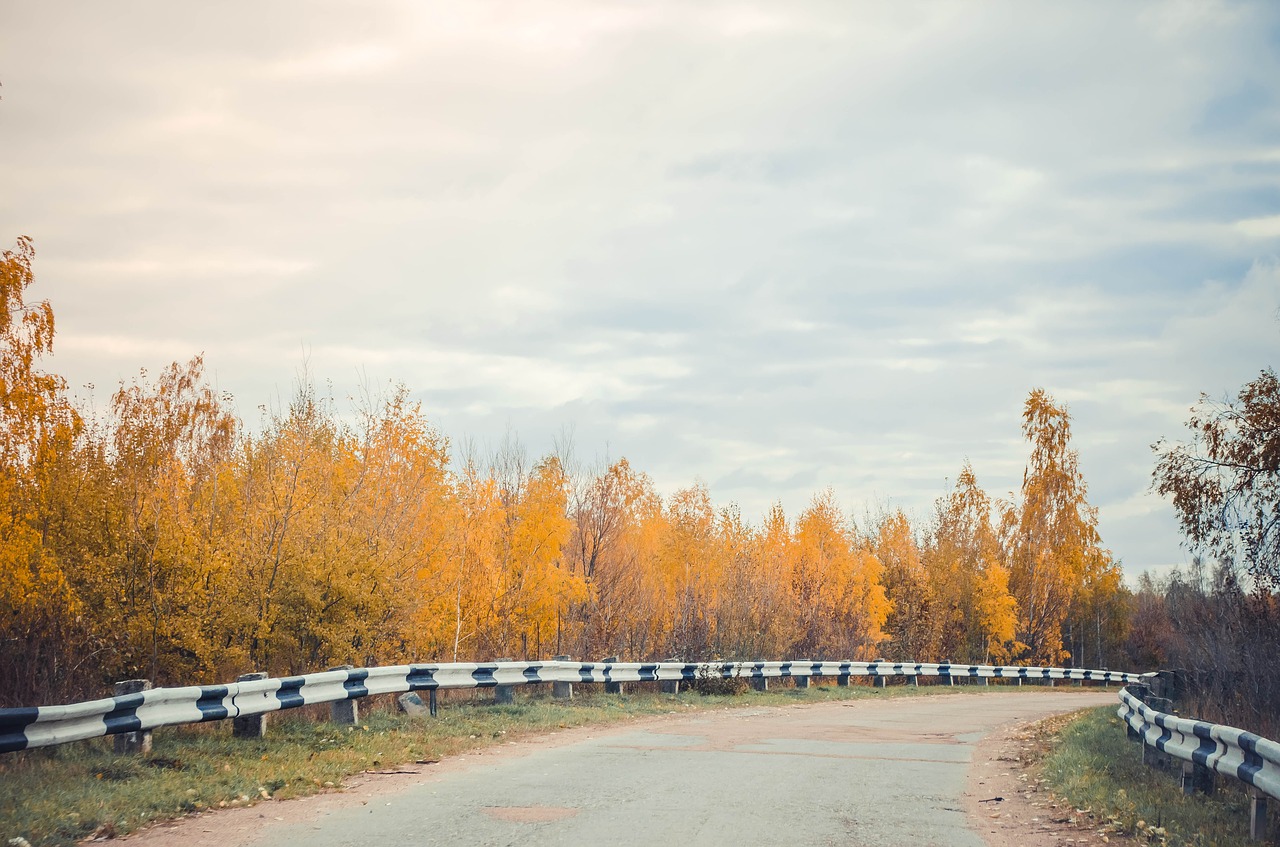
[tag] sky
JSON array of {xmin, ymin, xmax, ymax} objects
[{"xmin": 2, "ymin": 1, "xmax": 1278, "ymax": 582}]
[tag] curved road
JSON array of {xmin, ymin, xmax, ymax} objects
[{"xmin": 160, "ymin": 690, "xmax": 1114, "ymax": 847}]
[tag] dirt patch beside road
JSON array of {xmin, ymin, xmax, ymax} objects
[{"xmin": 967, "ymin": 709, "xmax": 1136, "ymax": 847}]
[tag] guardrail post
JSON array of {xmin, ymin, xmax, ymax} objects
[
  {"xmin": 1141, "ymin": 739, "xmax": 1167, "ymax": 769},
  {"xmin": 112, "ymin": 679, "xmax": 152, "ymax": 755},
  {"xmin": 232, "ymin": 672, "xmax": 269, "ymax": 738},
  {"xmin": 494, "ymin": 658, "xmax": 515, "ymax": 704},
  {"xmin": 660, "ymin": 657, "xmax": 681, "ymax": 694},
  {"xmin": 601, "ymin": 657, "xmax": 624, "ymax": 694},
  {"xmin": 1130, "ymin": 684, "xmax": 1157, "ymax": 750},
  {"xmin": 327, "ymin": 665, "xmax": 358, "ymax": 724},
  {"xmin": 1250, "ymin": 787, "xmax": 1269, "ymax": 841},
  {"xmin": 1181, "ymin": 760, "xmax": 1215, "ymax": 795},
  {"xmin": 552, "ymin": 655, "xmax": 573, "ymax": 699}
]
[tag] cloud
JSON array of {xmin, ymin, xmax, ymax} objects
[
  {"xmin": 1236, "ymin": 214, "xmax": 1280, "ymax": 238},
  {"xmin": 1, "ymin": 1, "xmax": 1278, "ymax": 578}
]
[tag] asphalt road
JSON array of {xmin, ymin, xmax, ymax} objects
[{"xmin": 207, "ymin": 690, "xmax": 1115, "ymax": 847}]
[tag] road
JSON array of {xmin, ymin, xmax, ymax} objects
[{"xmin": 135, "ymin": 689, "xmax": 1114, "ymax": 847}]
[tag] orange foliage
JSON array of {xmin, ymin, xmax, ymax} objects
[
  {"xmin": 0, "ymin": 239, "xmax": 1133, "ymax": 704},
  {"xmin": 0, "ymin": 237, "xmax": 83, "ymax": 702},
  {"xmin": 1001, "ymin": 390, "xmax": 1126, "ymax": 664}
]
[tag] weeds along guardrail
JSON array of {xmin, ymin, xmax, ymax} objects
[
  {"xmin": 1118, "ymin": 683, "xmax": 1280, "ymax": 839},
  {"xmin": 0, "ymin": 659, "xmax": 1142, "ymax": 754}
]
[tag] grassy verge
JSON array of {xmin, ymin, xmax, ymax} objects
[
  {"xmin": 1039, "ymin": 707, "xmax": 1260, "ymax": 847},
  {"xmin": 1, "ymin": 679, "xmax": 1096, "ymax": 846}
]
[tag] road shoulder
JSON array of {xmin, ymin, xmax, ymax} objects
[{"xmin": 967, "ymin": 706, "xmax": 1136, "ymax": 847}]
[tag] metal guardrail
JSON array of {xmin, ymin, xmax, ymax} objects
[
  {"xmin": 1118, "ymin": 685, "xmax": 1280, "ymax": 801},
  {"xmin": 0, "ymin": 659, "xmax": 1142, "ymax": 754}
]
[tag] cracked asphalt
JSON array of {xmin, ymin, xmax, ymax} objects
[{"xmin": 220, "ymin": 689, "xmax": 1113, "ymax": 847}]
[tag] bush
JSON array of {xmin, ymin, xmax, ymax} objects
[{"xmin": 691, "ymin": 664, "xmax": 748, "ymax": 696}]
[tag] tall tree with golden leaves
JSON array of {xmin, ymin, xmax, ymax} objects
[
  {"xmin": 350, "ymin": 388, "xmax": 454, "ymax": 663},
  {"xmin": 0, "ymin": 237, "xmax": 84, "ymax": 704},
  {"xmin": 1002, "ymin": 389, "xmax": 1113, "ymax": 664}
]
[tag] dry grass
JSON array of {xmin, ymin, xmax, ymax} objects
[{"xmin": 1037, "ymin": 706, "xmax": 1262, "ymax": 847}]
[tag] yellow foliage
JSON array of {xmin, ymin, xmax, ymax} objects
[
  {"xmin": 0, "ymin": 240, "xmax": 1135, "ymax": 703},
  {"xmin": 926, "ymin": 462, "xmax": 1021, "ymax": 664},
  {"xmin": 878, "ymin": 510, "xmax": 935, "ymax": 660},
  {"xmin": 1003, "ymin": 389, "xmax": 1109, "ymax": 664},
  {"xmin": 0, "ymin": 237, "xmax": 84, "ymax": 702},
  {"xmin": 788, "ymin": 491, "xmax": 890, "ymax": 659}
]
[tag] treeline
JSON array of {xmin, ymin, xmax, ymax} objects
[
  {"xmin": 1127, "ymin": 561, "xmax": 1280, "ymax": 738},
  {"xmin": 1, "ymin": 238, "xmax": 1133, "ymax": 706},
  {"xmin": 1144, "ymin": 365, "xmax": 1280, "ymax": 737}
]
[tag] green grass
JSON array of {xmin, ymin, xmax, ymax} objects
[
  {"xmin": 1040, "ymin": 707, "xmax": 1261, "ymax": 847},
  {"xmin": 1, "ymin": 679, "xmax": 1094, "ymax": 846}
]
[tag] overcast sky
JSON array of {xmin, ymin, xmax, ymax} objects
[{"xmin": 2, "ymin": 2, "xmax": 1278, "ymax": 580}]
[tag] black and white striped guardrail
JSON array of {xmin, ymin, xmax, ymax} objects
[
  {"xmin": 0, "ymin": 659, "xmax": 1143, "ymax": 754},
  {"xmin": 1118, "ymin": 685, "xmax": 1280, "ymax": 801}
]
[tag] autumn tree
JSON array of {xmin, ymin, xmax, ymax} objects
[
  {"xmin": 1153, "ymin": 369, "xmax": 1280, "ymax": 587},
  {"xmin": 0, "ymin": 237, "xmax": 84, "ymax": 704},
  {"xmin": 876, "ymin": 510, "xmax": 937, "ymax": 660},
  {"xmin": 442, "ymin": 445, "xmax": 502, "ymax": 661},
  {"xmin": 220, "ymin": 384, "xmax": 347, "ymax": 672},
  {"xmin": 93, "ymin": 357, "xmax": 237, "ymax": 682},
  {"xmin": 925, "ymin": 463, "xmax": 1019, "ymax": 663},
  {"xmin": 1064, "ymin": 552, "xmax": 1130, "ymax": 669},
  {"xmin": 565, "ymin": 458, "xmax": 663, "ymax": 658},
  {"xmin": 656, "ymin": 484, "xmax": 725, "ymax": 658},
  {"xmin": 714, "ymin": 504, "xmax": 793, "ymax": 659},
  {"xmin": 1122, "ymin": 571, "xmax": 1175, "ymax": 669},
  {"xmin": 335, "ymin": 387, "xmax": 454, "ymax": 664},
  {"xmin": 481, "ymin": 451, "xmax": 585, "ymax": 659},
  {"xmin": 787, "ymin": 491, "xmax": 890, "ymax": 659},
  {"xmin": 1002, "ymin": 389, "xmax": 1121, "ymax": 664}
]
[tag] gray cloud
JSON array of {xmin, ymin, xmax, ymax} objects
[{"xmin": 3, "ymin": 1, "xmax": 1279, "ymax": 581}]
